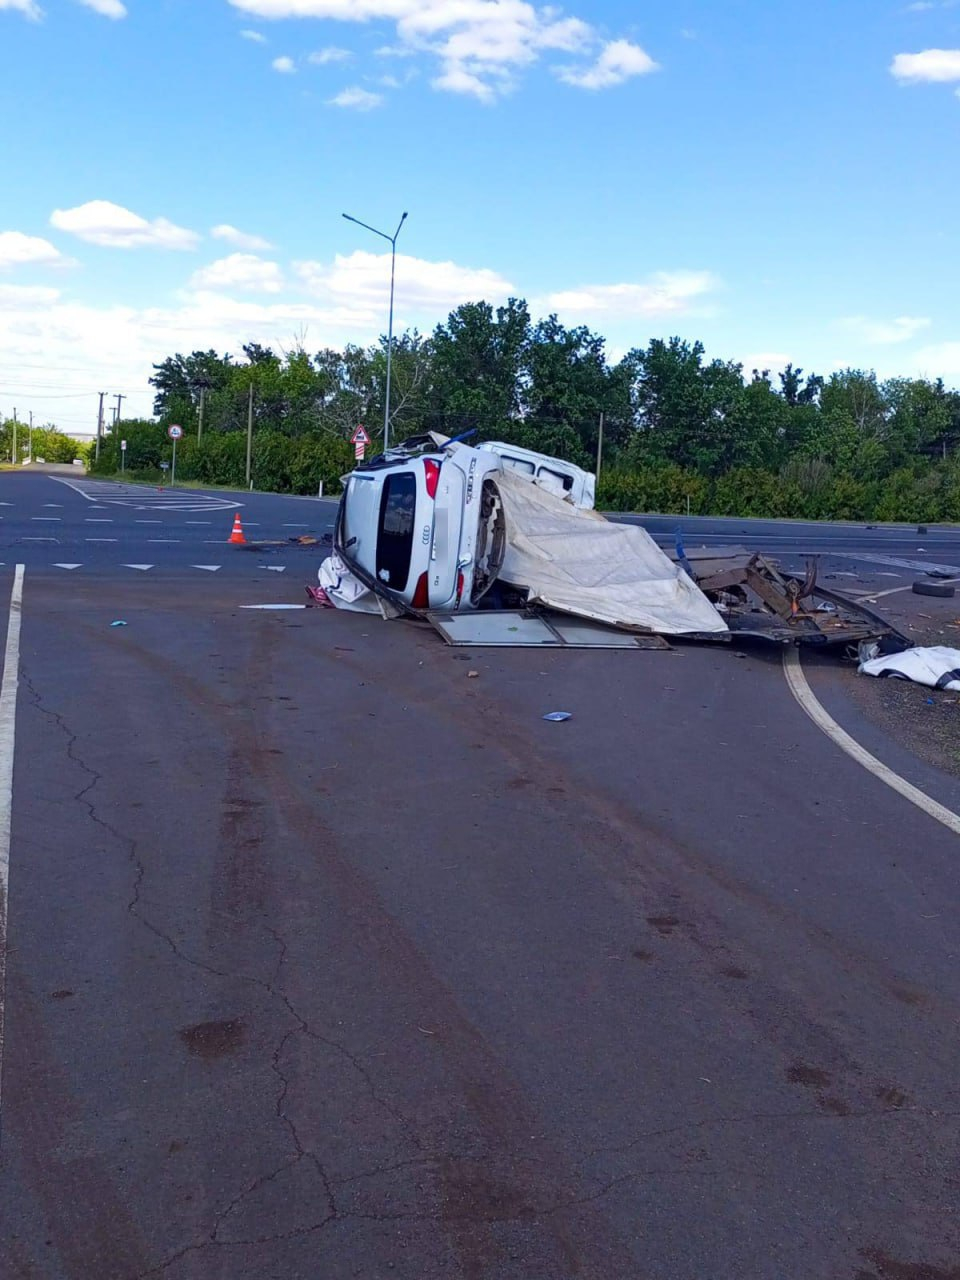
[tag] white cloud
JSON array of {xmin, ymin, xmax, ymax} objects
[
  {"xmin": 240, "ymin": 27, "xmax": 266, "ymax": 40},
  {"xmin": 272, "ymin": 54, "xmax": 296, "ymax": 72},
  {"xmin": 211, "ymin": 223, "xmax": 274, "ymax": 251},
  {"xmin": 74, "ymin": 0, "xmax": 127, "ymax": 17},
  {"xmin": 308, "ymin": 45, "xmax": 351, "ymax": 64},
  {"xmin": 0, "ymin": 231, "xmax": 64, "ymax": 269},
  {"xmin": 0, "ymin": 0, "xmax": 42, "ymax": 18},
  {"xmin": 890, "ymin": 48, "xmax": 960, "ymax": 81},
  {"xmin": 741, "ymin": 352, "xmax": 792, "ymax": 376},
  {"xmin": 911, "ymin": 341, "xmax": 960, "ymax": 377},
  {"xmin": 296, "ymin": 249, "xmax": 515, "ymax": 318},
  {"xmin": 328, "ymin": 85, "xmax": 383, "ymax": 109},
  {"xmin": 556, "ymin": 38, "xmax": 658, "ymax": 89},
  {"xmin": 226, "ymin": 0, "xmax": 657, "ymax": 102},
  {"xmin": 50, "ymin": 200, "xmax": 200, "ymax": 250},
  {"xmin": 190, "ymin": 253, "xmax": 285, "ymax": 294},
  {"xmin": 543, "ymin": 271, "xmax": 719, "ymax": 318},
  {"xmin": 0, "ymin": 284, "xmax": 61, "ymax": 307},
  {"xmin": 838, "ymin": 315, "xmax": 931, "ymax": 344}
]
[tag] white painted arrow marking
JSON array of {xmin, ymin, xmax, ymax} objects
[
  {"xmin": 261, "ymin": 566, "xmax": 286, "ymax": 573},
  {"xmin": 53, "ymin": 564, "xmax": 82, "ymax": 570},
  {"xmin": 123, "ymin": 564, "xmax": 154, "ymax": 571},
  {"xmin": 192, "ymin": 565, "xmax": 221, "ymax": 572}
]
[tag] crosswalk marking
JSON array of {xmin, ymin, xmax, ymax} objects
[
  {"xmin": 54, "ymin": 477, "xmax": 243, "ymax": 513},
  {"xmin": 54, "ymin": 564, "xmax": 81, "ymax": 570}
]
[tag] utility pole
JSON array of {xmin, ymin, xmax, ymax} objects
[
  {"xmin": 197, "ymin": 385, "xmax": 206, "ymax": 441},
  {"xmin": 596, "ymin": 411, "xmax": 604, "ymax": 484},
  {"xmin": 245, "ymin": 383, "xmax": 254, "ymax": 488},
  {"xmin": 28, "ymin": 411, "xmax": 33, "ymax": 463},
  {"xmin": 96, "ymin": 392, "xmax": 106, "ymax": 463},
  {"xmin": 114, "ymin": 393, "xmax": 125, "ymax": 431},
  {"xmin": 11, "ymin": 408, "xmax": 17, "ymax": 465}
]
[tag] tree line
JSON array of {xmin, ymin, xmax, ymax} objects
[{"xmin": 87, "ymin": 297, "xmax": 960, "ymax": 521}]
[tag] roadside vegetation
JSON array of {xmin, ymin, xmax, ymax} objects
[
  {"xmin": 0, "ymin": 420, "xmax": 86, "ymax": 467},
  {"xmin": 82, "ymin": 298, "xmax": 960, "ymax": 521}
]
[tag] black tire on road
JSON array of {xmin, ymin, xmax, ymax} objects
[{"xmin": 912, "ymin": 579, "xmax": 956, "ymax": 598}]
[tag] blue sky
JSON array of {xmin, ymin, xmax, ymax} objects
[{"xmin": 2, "ymin": 0, "xmax": 960, "ymax": 434}]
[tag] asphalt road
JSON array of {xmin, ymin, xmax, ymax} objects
[
  {"xmin": 0, "ymin": 469, "xmax": 339, "ymax": 579},
  {"xmin": 0, "ymin": 471, "xmax": 958, "ymax": 1278}
]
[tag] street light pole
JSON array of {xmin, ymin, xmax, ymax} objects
[{"xmin": 342, "ymin": 210, "xmax": 408, "ymax": 452}]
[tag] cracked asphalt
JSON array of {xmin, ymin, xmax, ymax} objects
[{"xmin": 1, "ymin": 490, "xmax": 960, "ymax": 1276}]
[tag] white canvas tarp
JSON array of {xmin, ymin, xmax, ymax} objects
[
  {"xmin": 496, "ymin": 470, "xmax": 727, "ymax": 636},
  {"xmin": 859, "ymin": 645, "xmax": 960, "ymax": 690}
]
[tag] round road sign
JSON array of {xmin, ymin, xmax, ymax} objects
[{"xmin": 168, "ymin": 424, "xmax": 184, "ymax": 440}]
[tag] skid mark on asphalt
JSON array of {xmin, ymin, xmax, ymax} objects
[{"xmin": 783, "ymin": 650, "xmax": 960, "ymax": 837}]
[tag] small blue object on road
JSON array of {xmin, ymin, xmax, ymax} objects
[
  {"xmin": 543, "ymin": 712, "xmax": 572, "ymax": 722},
  {"xmin": 110, "ymin": 620, "xmax": 128, "ymax": 627}
]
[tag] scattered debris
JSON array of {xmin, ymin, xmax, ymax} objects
[
  {"xmin": 110, "ymin": 620, "xmax": 127, "ymax": 627},
  {"xmin": 467, "ymin": 670, "xmax": 480, "ymax": 678},
  {"xmin": 543, "ymin": 711, "xmax": 572, "ymax": 722}
]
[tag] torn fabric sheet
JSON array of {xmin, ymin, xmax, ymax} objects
[
  {"xmin": 494, "ymin": 470, "xmax": 727, "ymax": 635},
  {"xmin": 859, "ymin": 645, "xmax": 960, "ymax": 691}
]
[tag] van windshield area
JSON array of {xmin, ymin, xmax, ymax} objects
[{"xmin": 376, "ymin": 472, "xmax": 417, "ymax": 590}]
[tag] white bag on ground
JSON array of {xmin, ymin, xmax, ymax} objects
[
  {"xmin": 318, "ymin": 552, "xmax": 382, "ymax": 614},
  {"xmin": 496, "ymin": 470, "xmax": 727, "ymax": 636},
  {"xmin": 859, "ymin": 645, "xmax": 960, "ymax": 690}
]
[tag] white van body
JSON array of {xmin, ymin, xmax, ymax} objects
[{"xmin": 478, "ymin": 442, "xmax": 596, "ymax": 510}]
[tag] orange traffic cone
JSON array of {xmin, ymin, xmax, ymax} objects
[{"xmin": 228, "ymin": 512, "xmax": 246, "ymax": 545}]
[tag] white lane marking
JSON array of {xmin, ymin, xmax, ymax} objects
[
  {"xmin": 853, "ymin": 553, "xmax": 960, "ymax": 576},
  {"xmin": 52, "ymin": 478, "xmax": 97, "ymax": 502},
  {"xmin": 21, "ymin": 537, "xmax": 57, "ymax": 542},
  {"xmin": 783, "ymin": 649, "xmax": 960, "ymax": 837},
  {"xmin": 42, "ymin": 504, "xmax": 63, "ymax": 509},
  {"xmin": 262, "ymin": 566, "xmax": 286, "ymax": 573},
  {"xmin": 0, "ymin": 565, "xmax": 25, "ymax": 1119},
  {"xmin": 135, "ymin": 520, "xmax": 162, "ymax": 524},
  {"xmin": 283, "ymin": 524, "xmax": 309, "ymax": 528},
  {"xmin": 85, "ymin": 519, "xmax": 113, "ymax": 523},
  {"xmin": 148, "ymin": 539, "xmax": 180, "ymax": 544},
  {"xmin": 123, "ymin": 564, "xmax": 154, "ymax": 571},
  {"xmin": 185, "ymin": 521, "xmax": 210, "ymax": 525},
  {"xmin": 0, "ymin": 504, "xmax": 12, "ymax": 508},
  {"xmin": 85, "ymin": 538, "xmax": 118, "ymax": 542},
  {"xmin": 31, "ymin": 518, "xmax": 61, "ymax": 523},
  {"xmin": 54, "ymin": 564, "xmax": 82, "ymax": 570},
  {"xmin": 860, "ymin": 578, "xmax": 960, "ymax": 603},
  {"xmin": 192, "ymin": 565, "xmax": 221, "ymax": 572},
  {"xmin": 241, "ymin": 604, "xmax": 307, "ymax": 610}
]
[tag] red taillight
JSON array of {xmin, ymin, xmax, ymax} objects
[
  {"xmin": 423, "ymin": 458, "xmax": 440, "ymax": 499},
  {"xmin": 411, "ymin": 572, "xmax": 430, "ymax": 609},
  {"xmin": 456, "ymin": 572, "xmax": 464, "ymax": 605}
]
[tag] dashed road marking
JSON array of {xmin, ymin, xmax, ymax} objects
[
  {"xmin": 85, "ymin": 538, "xmax": 118, "ymax": 543},
  {"xmin": 123, "ymin": 564, "xmax": 154, "ymax": 571},
  {"xmin": 31, "ymin": 518, "xmax": 60, "ymax": 522},
  {"xmin": 192, "ymin": 565, "xmax": 221, "ymax": 572},
  {"xmin": 53, "ymin": 564, "xmax": 82, "ymax": 570},
  {"xmin": 783, "ymin": 649, "xmax": 960, "ymax": 837}
]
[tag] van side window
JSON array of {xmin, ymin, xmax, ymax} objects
[
  {"xmin": 538, "ymin": 467, "xmax": 575, "ymax": 492},
  {"xmin": 501, "ymin": 456, "xmax": 536, "ymax": 475}
]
